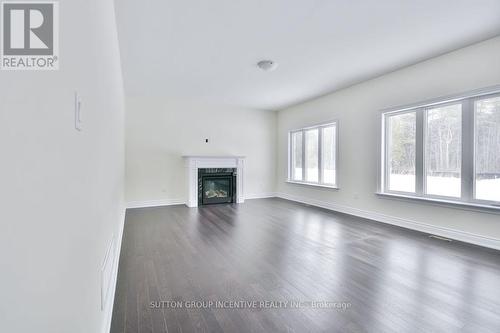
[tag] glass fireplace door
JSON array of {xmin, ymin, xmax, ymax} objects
[{"xmin": 202, "ymin": 176, "xmax": 233, "ymax": 204}]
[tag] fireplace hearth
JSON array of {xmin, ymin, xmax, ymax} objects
[{"xmin": 198, "ymin": 168, "xmax": 236, "ymax": 205}]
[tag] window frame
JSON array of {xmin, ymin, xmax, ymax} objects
[
  {"xmin": 379, "ymin": 85, "xmax": 500, "ymax": 210},
  {"xmin": 288, "ymin": 121, "xmax": 339, "ymax": 189},
  {"xmin": 473, "ymin": 93, "xmax": 500, "ymax": 206},
  {"xmin": 383, "ymin": 109, "xmax": 418, "ymax": 196},
  {"xmin": 289, "ymin": 131, "xmax": 304, "ymax": 182},
  {"xmin": 422, "ymin": 100, "xmax": 464, "ymax": 200}
]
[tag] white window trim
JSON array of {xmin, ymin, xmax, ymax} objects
[
  {"xmin": 288, "ymin": 120, "xmax": 339, "ymax": 189},
  {"xmin": 378, "ymin": 85, "xmax": 500, "ymax": 211}
]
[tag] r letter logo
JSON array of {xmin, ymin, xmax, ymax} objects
[{"xmin": 1, "ymin": 1, "xmax": 59, "ymax": 70}]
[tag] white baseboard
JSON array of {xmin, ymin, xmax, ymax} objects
[
  {"xmin": 127, "ymin": 194, "xmax": 278, "ymax": 209},
  {"xmin": 102, "ymin": 207, "xmax": 126, "ymax": 333},
  {"xmin": 244, "ymin": 193, "xmax": 277, "ymax": 200},
  {"xmin": 276, "ymin": 192, "xmax": 500, "ymax": 251},
  {"xmin": 126, "ymin": 198, "xmax": 185, "ymax": 209}
]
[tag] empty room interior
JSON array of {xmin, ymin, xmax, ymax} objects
[{"xmin": 2, "ymin": 0, "xmax": 500, "ymax": 332}]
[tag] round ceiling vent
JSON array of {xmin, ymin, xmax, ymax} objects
[{"xmin": 257, "ymin": 60, "xmax": 278, "ymax": 72}]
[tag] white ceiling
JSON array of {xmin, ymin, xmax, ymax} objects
[{"xmin": 115, "ymin": 0, "xmax": 500, "ymax": 110}]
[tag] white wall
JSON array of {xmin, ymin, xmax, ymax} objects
[
  {"xmin": 0, "ymin": 1, "xmax": 125, "ymax": 332},
  {"xmin": 126, "ymin": 98, "xmax": 276, "ymax": 205},
  {"xmin": 277, "ymin": 37, "xmax": 500, "ymax": 244}
]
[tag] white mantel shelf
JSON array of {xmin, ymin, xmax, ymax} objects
[
  {"xmin": 182, "ymin": 155, "xmax": 246, "ymax": 159},
  {"xmin": 182, "ymin": 155, "xmax": 245, "ymax": 207}
]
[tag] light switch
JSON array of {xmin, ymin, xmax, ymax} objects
[{"xmin": 75, "ymin": 92, "xmax": 82, "ymax": 131}]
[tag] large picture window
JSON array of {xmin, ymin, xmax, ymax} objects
[
  {"xmin": 381, "ymin": 89, "xmax": 500, "ymax": 208},
  {"xmin": 289, "ymin": 122, "xmax": 338, "ymax": 187}
]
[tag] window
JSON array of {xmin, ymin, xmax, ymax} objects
[
  {"xmin": 291, "ymin": 131, "xmax": 303, "ymax": 181},
  {"xmin": 322, "ymin": 126, "xmax": 336, "ymax": 185},
  {"xmin": 305, "ymin": 129, "xmax": 319, "ymax": 182},
  {"xmin": 289, "ymin": 122, "xmax": 338, "ymax": 187},
  {"xmin": 425, "ymin": 104, "xmax": 462, "ymax": 197},
  {"xmin": 475, "ymin": 96, "xmax": 500, "ymax": 202},
  {"xmin": 387, "ymin": 112, "xmax": 416, "ymax": 193},
  {"xmin": 381, "ymin": 88, "xmax": 500, "ymax": 208}
]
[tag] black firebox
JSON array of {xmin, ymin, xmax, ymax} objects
[{"xmin": 198, "ymin": 168, "xmax": 236, "ymax": 205}]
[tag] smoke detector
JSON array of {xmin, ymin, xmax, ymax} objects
[{"xmin": 257, "ymin": 60, "xmax": 278, "ymax": 72}]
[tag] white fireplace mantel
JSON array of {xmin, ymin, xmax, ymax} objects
[{"xmin": 182, "ymin": 155, "xmax": 245, "ymax": 207}]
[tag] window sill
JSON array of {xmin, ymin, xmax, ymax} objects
[
  {"xmin": 376, "ymin": 192, "xmax": 500, "ymax": 214},
  {"xmin": 286, "ymin": 180, "xmax": 339, "ymax": 190}
]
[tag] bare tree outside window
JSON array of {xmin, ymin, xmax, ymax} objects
[
  {"xmin": 425, "ymin": 104, "xmax": 462, "ymax": 197},
  {"xmin": 291, "ymin": 132, "xmax": 303, "ymax": 181},
  {"xmin": 305, "ymin": 129, "xmax": 319, "ymax": 182},
  {"xmin": 322, "ymin": 126, "xmax": 336, "ymax": 185},
  {"xmin": 475, "ymin": 96, "xmax": 500, "ymax": 202},
  {"xmin": 387, "ymin": 112, "xmax": 416, "ymax": 192},
  {"xmin": 289, "ymin": 122, "xmax": 338, "ymax": 187},
  {"xmin": 382, "ymin": 89, "xmax": 500, "ymax": 208}
]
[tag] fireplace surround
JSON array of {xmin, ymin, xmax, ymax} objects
[{"xmin": 183, "ymin": 156, "xmax": 245, "ymax": 207}]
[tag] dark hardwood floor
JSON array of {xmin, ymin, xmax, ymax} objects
[{"xmin": 111, "ymin": 198, "xmax": 500, "ymax": 333}]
